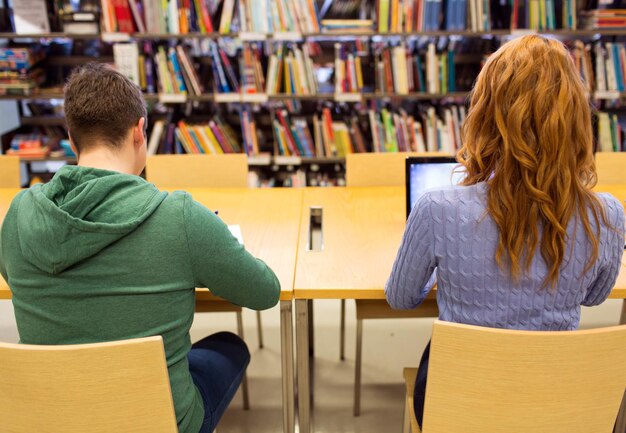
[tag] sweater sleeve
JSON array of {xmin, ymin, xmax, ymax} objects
[
  {"xmin": 0, "ymin": 226, "xmax": 6, "ymax": 283},
  {"xmin": 183, "ymin": 193, "xmax": 281, "ymax": 310},
  {"xmin": 385, "ymin": 194, "xmax": 437, "ymax": 309},
  {"xmin": 582, "ymin": 196, "xmax": 625, "ymax": 306}
]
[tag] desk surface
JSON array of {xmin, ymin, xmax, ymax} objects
[
  {"xmin": 294, "ymin": 185, "xmax": 626, "ymax": 300},
  {"xmin": 0, "ymin": 187, "xmax": 302, "ymax": 302}
]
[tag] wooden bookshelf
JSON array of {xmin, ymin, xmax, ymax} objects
[{"xmin": 3, "ymin": 29, "xmax": 626, "ymax": 41}]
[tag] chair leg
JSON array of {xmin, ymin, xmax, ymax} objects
[
  {"xmin": 402, "ymin": 397, "xmax": 411, "ymax": 433},
  {"xmin": 256, "ymin": 310, "xmax": 264, "ymax": 349},
  {"xmin": 236, "ymin": 311, "xmax": 250, "ymax": 410},
  {"xmin": 340, "ymin": 299, "xmax": 346, "ymax": 361},
  {"xmin": 353, "ymin": 318, "xmax": 363, "ymax": 416}
]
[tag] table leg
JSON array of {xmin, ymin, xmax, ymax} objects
[
  {"xmin": 615, "ymin": 390, "xmax": 626, "ymax": 433},
  {"xmin": 296, "ymin": 299, "xmax": 311, "ymax": 433},
  {"xmin": 280, "ymin": 300, "xmax": 295, "ymax": 433},
  {"xmin": 614, "ymin": 301, "xmax": 626, "ymax": 433},
  {"xmin": 308, "ymin": 300, "xmax": 314, "ymax": 358}
]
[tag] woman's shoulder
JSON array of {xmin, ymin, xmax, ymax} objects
[
  {"xmin": 594, "ymin": 192, "xmax": 625, "ymax": 228},
  {"xmin": 419, "ymin": 182, "xmax": 487, "ymax": 209}
]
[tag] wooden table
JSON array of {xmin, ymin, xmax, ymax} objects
[
  {"xmin": 293, "ymin": 185, "xmax": 626, "ymax": 433},
  {"xmin": 0, "ymin": 187, "xmax": 302, "ymax": 433}
]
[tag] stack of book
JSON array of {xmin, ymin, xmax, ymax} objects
[
  {"xmin": 320, "ymin": 19, "xmax": 374, "ymax": 33},
  {"xmin": 597, "ymin": 111, "xmax": 624, "ymax": 152},
  {"xmin": 266, "ymin": 43, "xmax": 318, "ymax": 95},
  {"xmin": 0, "ymin": 47, "xmax": 45, "ymax": 96},
  {"xmin": 7, "ymin": 134, "xmax": 50, "ymax": 158},
  {"xmin": 368, "ymin": 105, "xmax": 464, "ymax": 154},
  {"xmin": 374, "ymin": 43, "xmax": 455, "ymax": 94},
  {"xmin": 592, "ymin": 42, "xmax": 626, "ymax": 95},
  {"xmin": 220, "ymin": 0, "xmax": 321, "ymax": 33},
  {"xmin": 173, "ymin": 119, "xmax": 242, "ymax": 154},
  {"xmin": 581, "ymin": 8, "xmax": 626, "ymax": 29},
  {"xmin": 334, "ymin": 43, "xmax": 364, "ymax": 94}
]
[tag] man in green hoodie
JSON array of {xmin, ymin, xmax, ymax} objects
[{"xmin": 0, "ymin": 63, "xmax": 281, "ymax": 433}]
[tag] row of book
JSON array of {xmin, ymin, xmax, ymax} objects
[
  {"xmin": 374, "ymin": 43, "xmax": 456, "ymax": 94},
  {"xmin": 113, "ymin": 41, "xmax": 205, "ymax": 95},
  {"xmin": 113, "ymin": 39, "xmax": 470, "ymax": 97},
  {"xmin": 376, "ymin": 0, "xmax": 579, "ymax": 32},
  {"xmin": 368, "ymin": 105, "xmax": 465, "ymax": 154},
  {"xmin": 146, "ymin": 116, "xmax": 243, "ymax": 155},
  {"xmin": 251, "ymin": 105, "xmax": 466, "ymax": 157},
  {"xmin": 229, "ymin": 0, "xmax": 321, "ymax": 34},
  {"xmin": 100, "ymin": 0, "xmax": 321, "ymax": 34}
]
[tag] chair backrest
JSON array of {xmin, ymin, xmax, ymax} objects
[
  {"xmin": 146, "ymin": 154, "xmax": 248, "ymax": 188},
  {"xmin": 346, "ymin": 152, "xmax": 445, "ymax": 187},
  {"xmin": 0, "ymin": 336, "xmax": 178, "ymax": 433},
  {"xmin": 0, "ymin": 155, "xmax": 20, "ymax": 188},
  {"xmin": 423, "ymin": 320, "xmax": 626, "ymax": 433},
  {"xmin": 596, "ymin": 152, "xmax": 626, "ymax": 184}
]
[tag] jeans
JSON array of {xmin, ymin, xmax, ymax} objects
[
  {"xmin": 413, "ymin": 340, "xmax": 431, "ymax": 429},
  {"xmin": 187, "ymin": 332, "xmax": 250, "ymax": 433}
]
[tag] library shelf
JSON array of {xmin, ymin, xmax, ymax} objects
[{"xmin": 2, "ymin": 29, "xmax": 626, "ymax": 42}]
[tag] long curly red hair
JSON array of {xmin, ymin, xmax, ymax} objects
[{"xmin": 458, "ymin": 35, "xmax": 606, "ymax": 287}]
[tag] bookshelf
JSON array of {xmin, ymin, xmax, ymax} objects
[{"xmin": 1, "ymin": 1, "xmax": 625, "ymax": 187}]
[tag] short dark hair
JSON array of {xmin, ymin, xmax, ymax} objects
[{"xmin": 64, "ymin": 62, "xmax": 147, "ymax": 152}]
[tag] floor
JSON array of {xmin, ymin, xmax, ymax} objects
[{"xmin": 0, "ymin": 297, "xmax": 623, "ymax": 433}]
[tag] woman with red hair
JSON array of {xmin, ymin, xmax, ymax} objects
[{"xmin": 386, "ymin": 35, "xmax": 625, "ymax": 427}]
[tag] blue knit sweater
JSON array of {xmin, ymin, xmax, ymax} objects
[{"xmin": 385, "ymin": 182, "xmax": 625, "ymax": 331}]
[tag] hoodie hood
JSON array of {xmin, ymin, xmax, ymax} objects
[{"xmin": 17, "ymin": 165, "xmax": 167, "ymax": 274}]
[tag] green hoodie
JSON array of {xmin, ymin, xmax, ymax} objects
[{"xmin": 0, "ymin": 165, "xmax": 281, "ymax": 433}]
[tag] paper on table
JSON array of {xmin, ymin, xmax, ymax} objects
[
  {"xmin": 12, "ymin": 0, "xmax": 50, "ymax": 34},
  {"xmin": 228, "ymin": 225, "xmax": 244, "ymax": 245}
]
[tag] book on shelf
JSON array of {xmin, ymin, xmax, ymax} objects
[
  {"xmin": 240, "ymin": 106, "xmax": 261, "ymax": 155},
  {"xmin": 240, "ymin": 42, "xmax": 265, "ymax": 94},
  {"xmin": 11, "ymin": 0, "xmax": 51, "ymax": 34},
  {"xmin": 597, "ymin": 111, "xmax": 625, "ymax": 152},
  {"xmin": 334, "ymin": 43, "xmax": 364, "ymax": 94}
]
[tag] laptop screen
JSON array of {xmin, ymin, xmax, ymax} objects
[{"xmin": 405, "ymin": 157, "xmax": 464, "ymax": 218}]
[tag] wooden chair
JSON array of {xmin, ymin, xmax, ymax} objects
[
  {"xmin": 402, "ymin": 320, "xmax": 626, "ymax": 433},
  {"xmin": 0, "ymin": 336, "xmax": 178, "ymax": 433},
  {"xmin": 146, "ymin": 153, "xmax": 256, "ymax": 410},
  {"xmin": 595, "ymin": 152, "xmax": 626, "ymax": 184},
  {"xmin": 145, "ymin": 154, "xmax": 249, "ymax": 188},
  {"xmin": 0, "ymin": 155, "xmax": 20, "ymax": 188},
  {"xmin": 345, "ymin": 152, "xmax": 442, "ymax": 416}
]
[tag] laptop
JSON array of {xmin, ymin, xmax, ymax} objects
[{"xmin": 405, "ymin": 156, "xmax": 464, "ymax": 218}]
